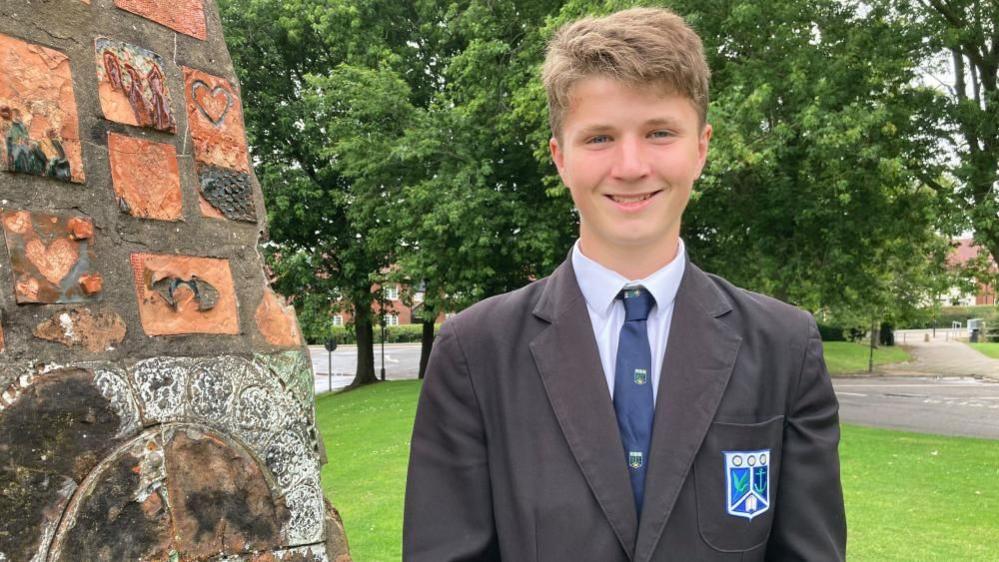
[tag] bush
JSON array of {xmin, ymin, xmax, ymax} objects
[
  {"xmin": 818, "ymin": 324, "xmax": 848, "ymax": 341},
  {"xmin": 932, "ymin": 305, "xmax": 999, "ymax": 329},
  {"xmin": 312, "ymin": 324, "xmax": 440, "ymax": 345}
]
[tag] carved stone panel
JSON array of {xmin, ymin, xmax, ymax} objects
[
  {"xmin": 1, "ymin": 210, "xmax": 103, "ymax": 303},
  {"xmin": 0, "ymin": 33, "xmax": 84, "ymax": 183},
  {"xmin": 114, "ymin": 0, "xmax": 208, "ymax": 40},
  {"xmin": 95, "ymin": 38, "xmax": 177, "ymax": 133},
  {"xmin": 108, "ymin": 132, "xmax": 183, "ymax": 220},
  {"xmin": 130, "ymin": 252, "xmax": 239, "ymax": 335}
]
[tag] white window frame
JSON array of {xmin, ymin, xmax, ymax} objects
[{"xmin": 384, "ymin": 284, "xmax": 399, "ymax": 300}]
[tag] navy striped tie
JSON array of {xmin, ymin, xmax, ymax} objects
[{"xmin": 614, "ymin": 286, "xmax": 655, "ymax": 515}]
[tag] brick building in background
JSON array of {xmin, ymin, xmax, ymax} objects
[
  {"xmin": 331, "ymin": 283, "xmax": 450, "ymax": 327},
  {"xmin": 945, "ymin": 238, "xmax": 997, "ymax": 306}
]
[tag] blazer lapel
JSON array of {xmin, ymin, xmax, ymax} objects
[
  {"xmin": 530, "ymin": 258, "xmax": 639, "ymax": 560},
  {"xmin": 634, "ymin": 262, "xmax": 743, "ymax": 562}
]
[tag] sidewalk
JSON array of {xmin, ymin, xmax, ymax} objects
[{"xmin": 886, "ymin": 329, "xmax": 999, "ymax": 380}]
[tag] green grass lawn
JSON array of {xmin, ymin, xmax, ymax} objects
[
  {"xmin": 319, "ymin": 381, "xmax": 999, "ymax": 562},
  {"xmin": 822, "ymin": 341, "xmax": 911, "ymax": 374},
  {"xmin": 967, "ymin": 342, "xmax": 999, "ymax": 359}
]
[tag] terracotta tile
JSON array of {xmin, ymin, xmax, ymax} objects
[
  {"xmin": 0, "ymin": 34, "xmax": 85, "ymax": 183},
  {"xmin": 113, "ymin": 0, "xmax": 207, "ymax": 40},
  {"xmin": 130, "ymin": 252, "xmax": 239, "ymax": 335},
  {"xmin": 95, "ymin": 38, "xmax": 177, "ymax": 133},
  {"xmin": 33, "ymin": 308, "xmax": 126, "ymax": 352},
  {"xmin": 1, "ymin": 210, "xmax": 102, "ymax": 304},
  {"xmin": 182, "ymin": 67, "xmax": 249, "ymax": 173},
  {"xmin": 80, "ymin": 273, "xmax": 104, "ymax": 294},
  {"xmin": 107, "ymin": 132, "xmax": 183, "ymax": 220},
  {"xmin": 255, "ymin": 287, "xmax": 302, "ymax": 347},
  {"xmin": 197, "ymin": 163, "xmax": 256, "ymax": 222}
]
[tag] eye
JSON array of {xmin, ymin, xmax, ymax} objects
[
  {"xmin": 586, "ymin": 134, "xmax": 612, "ymax": 144},
  {"xmin": 649, "ymin": 130, "xmax": 674, "ymax": 139}
]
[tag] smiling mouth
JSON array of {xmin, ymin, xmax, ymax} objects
[{"xmin": 607, "ymin": 190, "xmax": 662, "ymax": 203}]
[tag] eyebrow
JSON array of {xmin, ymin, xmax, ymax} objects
[
  {"xmin": 576, "ymin": 118, "xmax": 685, "ymax": 137},
  {"xmin": 644, "ymin": 117, "xmax": 684, "ymax": 128}
]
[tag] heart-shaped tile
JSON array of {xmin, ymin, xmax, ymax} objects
[
  {"xmin": 25, "ymin": 238, "xmax": 79, "ymax": 285},
  {"xmin": 191, "ymin": 80, "xmax": 232, "ymax": 126}
]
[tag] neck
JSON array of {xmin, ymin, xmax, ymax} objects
[{"xmin": 578, "ymin": 233, "xmax": 681, "ymax": 280}]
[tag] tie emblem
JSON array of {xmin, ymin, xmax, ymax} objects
[
  {"xmin": 633, "ymin": 368, "xmax": 648, "ymax": 385},
  {"xmin": 628, "ymin": 451, "xmax": 644, "ymax": 469},
  {"xmin": 724, "ymin": 450, "xmax": 771, "ymax": 520},
  {"xmin": 623, "ymin": 288, "xmax": 643, "ymax": 299}
]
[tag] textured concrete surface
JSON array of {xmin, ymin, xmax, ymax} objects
[{"xmin": 0, "ymin": 0, "xmax": 348, "ymax": 559}]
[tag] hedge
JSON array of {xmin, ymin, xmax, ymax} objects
[{"xmin": 309, "ymin": 323, "xmax": 441, "ymax": 345}]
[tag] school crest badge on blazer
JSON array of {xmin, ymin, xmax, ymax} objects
[{"xmin": 724, "ymin": 449, "xmax": 770, "ymax": 520}]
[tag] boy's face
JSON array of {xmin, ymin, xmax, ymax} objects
[{"xmin": 550, "ymin": 77, "xmax": 710, "ymax": 264}]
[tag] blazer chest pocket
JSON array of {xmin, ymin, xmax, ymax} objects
[{"xmin": 693, "ymin": 415, "xmax": 785, "ymax": 553}]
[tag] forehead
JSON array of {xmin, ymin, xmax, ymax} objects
[{"xmin": 562, "ymin": 76, "xmax": 698, "ymax": 130}]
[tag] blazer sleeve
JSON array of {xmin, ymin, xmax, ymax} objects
[
  {"xmin": 403, "ymin": 322, "xmax": 500, "ymax": 561},
  {"xmin": 765, "ymin": 317, "xmax": 847, "ymax": 561}
]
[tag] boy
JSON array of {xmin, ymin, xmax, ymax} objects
[{"xmin": 404, "ymin": 8, "xmax": 846, "ymax": 561}]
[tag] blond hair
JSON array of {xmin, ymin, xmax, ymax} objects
[{"xmin": 542, "ymin": 7, "xmax": 710, "ymax": 137}]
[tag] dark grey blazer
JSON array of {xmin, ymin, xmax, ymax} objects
[{"xmin": 404, "ymin": 255, "xmax": 846, "ymax": 561}]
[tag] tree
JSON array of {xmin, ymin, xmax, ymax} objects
[
  {"xmin": 523, "ymin": 0, "xmax": 954, "ymax": 326},
  {"xmin": 221, "ymin": 0, "xmax": 576, "ymax": 383},
  {"xmin": 905, "ymin": 1, "xmax": 999, "ymax": 260},
  {"xmin": 218, "ymin": 0, "xmax": 420, "ymax": 387}
]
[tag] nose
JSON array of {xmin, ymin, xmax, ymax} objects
[{"xmin": 610, "ymin": 135, "xmax": 652, "ymax": 181}]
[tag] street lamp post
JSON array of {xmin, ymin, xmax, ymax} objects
[
  {"xmin": 324, "ymin": 337, "xmax": 337, "ymax": 393},
  {"xmin": 380, "ymin": 321, "xmax": 387, "ymax": 381}
]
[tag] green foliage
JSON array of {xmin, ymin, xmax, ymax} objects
[
  {"xmin": 221, "ymin": 0, "xmax": 961, "ymax": 370},
  {"xmin": 323, "ymin": 324, "xmax": 439, "ymax": 345},
  {"xmin": 673, "ymin": 0, "xmax": 955, "ymax": 325},
  {"xmin": 904, "ymin": 304, "xmax": 999, "ymax": 329},
  {"xmin": 317, "ymin": 381, "xmax": 999, "ymax": 561},
  {"xmin": 890, "ymin": 0, "xmax": 999, "ymax": 270}
]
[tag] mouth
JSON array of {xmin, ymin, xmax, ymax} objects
[{"xmin": 605, "ymin": 190, "xmax": 662, "ymax": 210}]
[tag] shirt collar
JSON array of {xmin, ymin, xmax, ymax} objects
[{"xmin": 571, "ymin": 238, "xmax": 686, "ymax": 320}]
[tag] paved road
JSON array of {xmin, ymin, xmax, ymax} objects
[
  {"xmin": 833, "ymin": 376, "xmax": 999, "ymax": 439},
  {"xmin": 308, "ymin": 338, "xmax": 999, "ymax": 440},
  {"xmin": 309, "ymin": 344, "xmax": 422, "ymax": 394}
]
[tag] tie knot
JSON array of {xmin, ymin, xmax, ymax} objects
[{"xmin": 619, "ymin": 286, "xmax": 655, "ymax": 321}]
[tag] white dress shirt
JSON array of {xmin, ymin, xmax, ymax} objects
[{"xmin": 571, "ymin": 238, "xmax": 686, "ymax": 404}]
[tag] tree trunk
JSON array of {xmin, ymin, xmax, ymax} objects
[
  {"xmin": 418, "ymin": 319, "xmax": 435, "ymax": 379},
  {"xmin": 348, "ymin": 307, "xmax": 378, "ymax": 388}
]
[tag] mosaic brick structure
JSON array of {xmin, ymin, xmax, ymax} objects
[{"xmin": 0, "ymin": 2, "xmax": 349, "ymax": 561}]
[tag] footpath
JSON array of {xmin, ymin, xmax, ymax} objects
[{"xmin": 886, "ymin": 329, "xmax": 999, "ymax": 380}]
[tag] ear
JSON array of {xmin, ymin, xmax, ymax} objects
[
  {"xmin": 549, "ymin": 136, "xmax": 565, "ymax": 175},
  {"xmin": 695, "ymin": 123, "xmax": 712, "ymax": 176}
]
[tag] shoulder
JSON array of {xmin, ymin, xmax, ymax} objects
[
  {"xmin": 440, "ymin": 276, "xmax": 550, "ymax": 339},
  {"xmin": 698, "ymin": 267, "xmax": 815, "ymax": 340}
]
